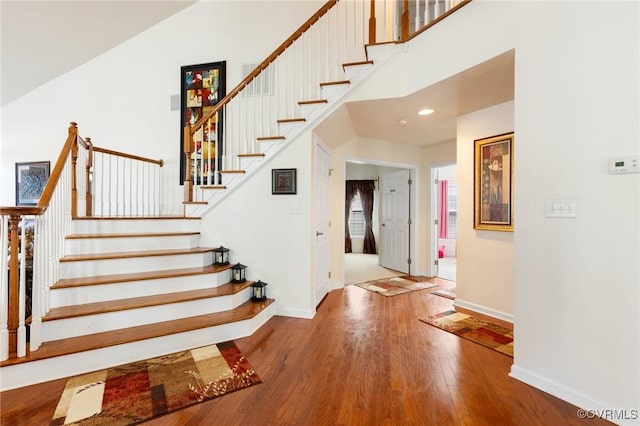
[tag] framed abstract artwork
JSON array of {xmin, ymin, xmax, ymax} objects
[
  {"xmin": 272, "ymin": 168, "xmax": 297, "ymax": 195},
  {"xmin": 180, "ymin": 61, "xmax": 226, "ymax": 185},
  {"xmin": 15, "ymin": 161, "xmax": 50, "ymax": 206},
  {"xmin": 474, "ymin": 132, "xmax": 514, "ymax": 231}
]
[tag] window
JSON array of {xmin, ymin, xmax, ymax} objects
[
  {"xmin": 447, "ymin": 183, "xmax": 457, "ymax": 239},
  {"xmin": 349, "ymin": 193, "xmax": 365, "ymax": 237}
]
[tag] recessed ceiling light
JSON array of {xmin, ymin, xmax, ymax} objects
[
  {"xmin": 418, "ymin": 109, "xmax": 434, "ymax": 116},
  {"xmin": 398, "ymin": 118, "xmax": 409, "ymax": 125}
]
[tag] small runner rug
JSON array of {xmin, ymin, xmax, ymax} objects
[
  {"xmin": 420, "ymin": 310, "xmax": 513, "ymax": 357},
  {"xmin": 50, "ymin": 341, "xmax": 261, "ymax": 425},
  {"xmin": 431, "ymin": 286, "xmax": 456, "ymax": 300},
  {"xmin": 355, "ymin": 276, "xmax": 437, "ymax": 297}
]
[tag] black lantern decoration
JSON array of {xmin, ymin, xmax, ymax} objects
[
  {"xmin": 231, "ymin": 263, "xmax": 247, "ymax": 283},
  {"xmin": 214, "ymin": 246, "xmax": 230, "ymax": 265},
  {"xmin": 251, "ymin": 280, "xmax": 268, "ymax": 302}
]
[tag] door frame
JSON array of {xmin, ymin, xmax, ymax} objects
[
  {"xmin": 429, "ymin": 162, "xmax": 456, "ymax": 278},
  {"xmin": 342, "ymin": 157, "xmax": 417, "ymax": 282}
]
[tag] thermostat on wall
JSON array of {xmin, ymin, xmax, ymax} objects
[{"xmin": 609, "ymin": 155, "xmax": 639, "ymax": 174}]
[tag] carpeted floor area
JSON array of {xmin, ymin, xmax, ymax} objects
[{"xmin": 344, "ymin": 253, "xmax": 405, "ymax": 285}]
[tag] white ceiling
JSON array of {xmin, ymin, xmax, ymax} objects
[
  {"xmin": 0, "ymin": 1, "xmax": 195, "ymax": 106},
  {"xmin": 1, "ymin": 1, "xmax": 514, "ymax": 148}
]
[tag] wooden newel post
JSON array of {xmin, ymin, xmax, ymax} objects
[
  {"xmin": 368, "ymin": 0, "xmax": 377, "ymax": 45},
  {"xmin": 183, "ymin": 124, "xmax": 193, "ymax": 202},
  {"xmin": 7, "ymin": 214, "xmax": 21, "ymax": 358},
  {"xmin": 70, "ymin": 122, "xmax": 79, "ymax": 218},
  {"xmin": 85, "ymin": 137, "xmax": 93, "ymax": 217},
  {"xmin": 401, "ymin": 0, "xmax": 410, "ymax": 41}
]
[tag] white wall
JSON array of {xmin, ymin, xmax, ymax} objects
[
  {"xmin": 0, "ymin": 1, "xmax": 323, "ymax": 208},
  {"xmin": 455, "ymin": 101, "xmax": 514, "ymax": 318},
  {"xmin": 201, "ymin": 130, "xmax": 314, "ymax": 318}
]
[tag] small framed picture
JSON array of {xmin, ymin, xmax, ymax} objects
[
  {"xmin": 272, "ymin": 168, "xmax": 297, "ymax": 195},
  {"xmin": 15, "ymin": 161, "xmax": 50, "ymax": 206}
]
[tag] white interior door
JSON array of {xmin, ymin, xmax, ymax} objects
[
  {"xmin": 315, "ymin": 142, "xmax": 331, "ymax": 306},
  {"xmin": 379, "ymin": 169, "xmax": 411, "ymax": 273}
]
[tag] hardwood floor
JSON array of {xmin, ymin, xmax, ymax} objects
[{"xmin": 0, "ymin": 285, "xmax": 610, "ymax": 426}]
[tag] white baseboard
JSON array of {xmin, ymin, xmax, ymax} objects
[
  {"xmin": 277, "ymin": 306, "xmax": 314, "ymax": 319},
  {"xmin": 509, "ymin": 365, "xmax": 637, "ymax": 426},
  {"xmin": 453, "ymin": 298, "xmax": 514, "ymax": 324}
]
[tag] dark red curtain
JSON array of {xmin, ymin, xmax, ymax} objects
[
  {"xmin": 345, "ymin": 181, "xmax": 357, "ymax": 253},
  {"xmin": 345, "ymin": 180, "xmax": 377, "ymax": 254}
]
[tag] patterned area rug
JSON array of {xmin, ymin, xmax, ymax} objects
[
  {"xmin": 431, "ymin": 286, "xmax": 456, "ymax": 300},
  {"xmin": 355, "ymin": 276, "xmax": 437, "ymax": 297},
  {"xmin": 420, "ymin": 310, "xmax": 513, "ymax": 357},
  {"xmin": 50, "ymin": 341, "xmax": 261, "ymax": 425}
]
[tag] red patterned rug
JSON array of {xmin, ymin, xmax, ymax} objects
[
  {"xmin": 420, "ymin": 310, "xmax": 513, "ymax": 357},
  {"xmin": 50, "ymin": 341, "xmax": 261, "ymax": 425},
  {"xmin": 355, "ymin": 276, "xmax": 437, "ymax": 297},
  {"xmin": 431, "ymin": 286, "xmax": 456, "ymax": 300}
]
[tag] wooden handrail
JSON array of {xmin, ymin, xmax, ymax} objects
[
  {"xmin": 189, "ymin": 0, "xmax": 338, "ymax": 134},
  {"xmin": 92, "ymin": 146, "xmax": 164, "ymax": 167}
]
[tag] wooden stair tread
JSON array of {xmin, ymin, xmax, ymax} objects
[
  {"xmin": 343, "ymin": 60, "xmax": 373, "ymax": 68},
  {"xmin": 277, "ymin": 118, "xmax": 306, "ymax": 123},
  {"xmin": 320, "ymin": 80, "xmax": 350, "ymax": 87},
  {"xmin": 72, "ymin": 215, "xmax": 200, "ymax": 220},
  {"xmin": 200, "ymin": 185, "xmax": 226, "ymax": 189},
  {"xmin": 219, "ymin": 170, "xmax": 246, "ymax": 174},
  {"xmin": 52, "ymin": 264, "xmax": 232, "ymax": 289},
  {"xmin": 298, "ymin": 99, "xmax": 328, "ymax": 105},
  {"xmin": 44, "ymin": 282, "xmax": 254, "ymax": 320},
  {"xmin": 237, "ymin": 153, "xmax": 265, "ymax": 158},
  {"xmin": 60, "ymin": 246, "xmax": 214, "ymax": 262},
  {"xmin": 1, "ymin": 299, "xmax": 274, "ymax": 367},
  {"xmin": 66, "ymin": 231, "xmax": 200, "ymax": 240},
  {"xmin": 257, "ymin": 136, "xmax": 285, "ymax": 141}
]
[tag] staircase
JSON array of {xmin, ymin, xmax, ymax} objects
[
  {"xmin": 184, "ymin": 42, "xmax": 401, "ymax": 217},
  {"xmin": 0, "ymin": 0, "xmax": 470, "ymax": 391},
  {"xmin": 0, "ymin": 216, "xmax": 276, "ymax": 391}
]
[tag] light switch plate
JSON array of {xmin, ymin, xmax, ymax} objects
[{"xmin": 545, "ymin": 200, "xmax": 577, "ymax": 218}]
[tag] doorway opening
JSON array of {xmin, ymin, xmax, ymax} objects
[
  {"xmin": 343, "ymin": 160, "xmax": 415, "ymax": 286},
  {"xmin": 433, "ymin": 164, "xmax": 457, "ymax": 282}
]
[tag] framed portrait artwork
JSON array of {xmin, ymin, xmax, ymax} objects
[
  {"xmin": 272, "ymin": 168, "xmax": 297, "ymax": 195},
  {"xmin": 474, "ymin": 132, "xmax": 514, "ymax": 231},
  {"xmin": 15, "ymin": 161, "xmax": 50, "ymax": 206},
  {"xmin": 180, "ymin": 61, "xmax": 226, "ymax": 185}
]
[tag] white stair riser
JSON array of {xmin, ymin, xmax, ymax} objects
[
  {"xmin": 64, "ymin": 234, "xmax": 200, "ymax": 255},
  {"xmin": 344, "ymin": 63, "xmax": 373, "ymax": 80},
  {"xmin": 321, "ymin": 84, "xmax": 350, "ymax": 100},
  {"xmin": 0, "ymin": 303, "xmax": 277, "ymax": 391},
  {"xmin": 220, "ymin": 174, "xmax": 244, "ymax": 187},
  {"xmin": 42, "ymin": 288, "xmax": 252, "ymax": 341},
  {"xmin": 72, "ymin": 219, "xmax": 201, "ymax": 234},
  {"xmin": 59, "ymin": 252, "xmax": 214, "ymax": 279},
  {"xmin": 50, "ymin": 270, "xmax": 232, "ymax": 307},
  {"xmin": 277, "ymin": 121, "xmax": 305, "ymax": 136},
  {"xmin": 239, "ymin": 157, "xmax": 264, "ymax": 170}
]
